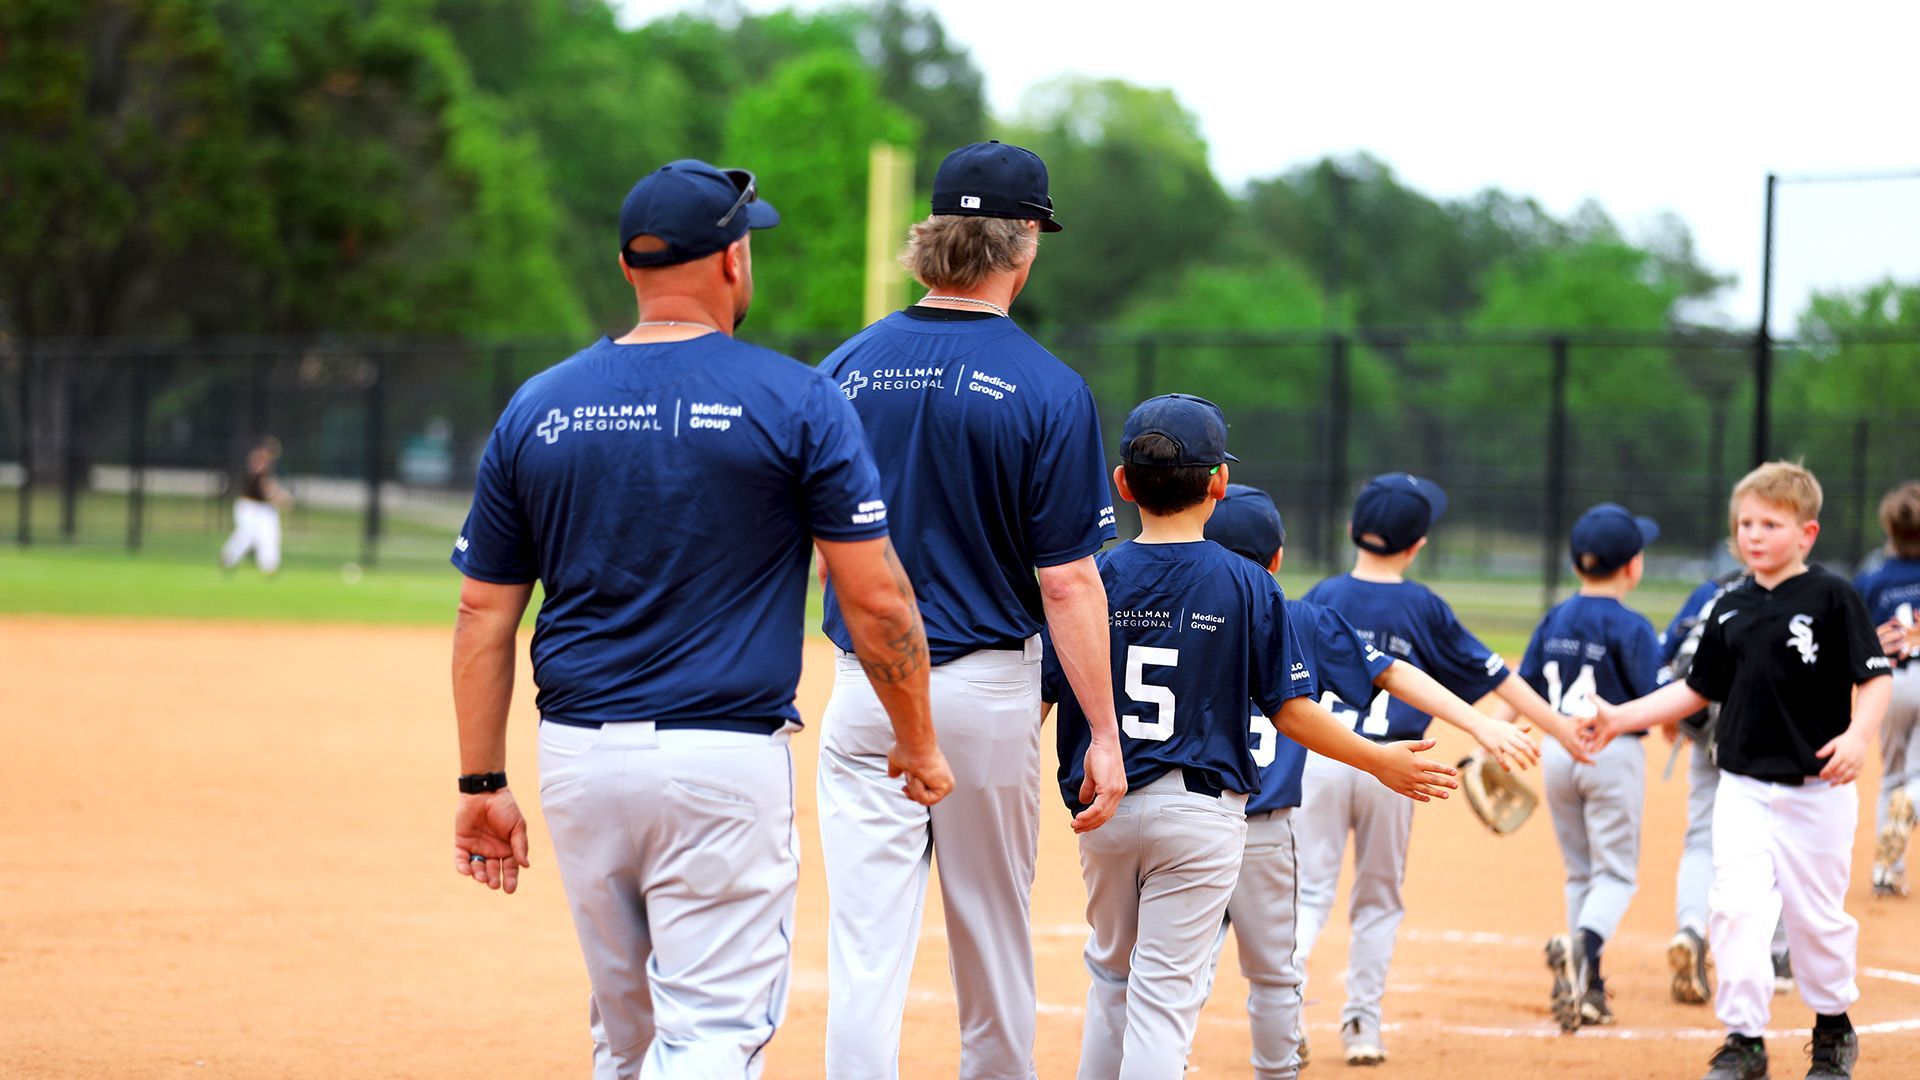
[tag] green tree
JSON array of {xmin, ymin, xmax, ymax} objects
[
  {"xmin": 1782, "ymin": 278, "xmax": 1920, "ymax": 416},
  {"xmin": 851, "ymin": 0, "xmax": 987, "ymax": 188},
  {"xmin": 720, "ymin": 50, "xmax": 917, "ymax": 334},
  {"xmin": 1001, "ymin": 77, "xmax": 1231, "ymax": 329}
]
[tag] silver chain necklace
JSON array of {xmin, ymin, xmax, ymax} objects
[{"xmin": 920, "ymin": 295, "xmax": 1010, "ymax": 318}]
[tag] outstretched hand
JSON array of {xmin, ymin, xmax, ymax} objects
[
  {"xmin": 454, "ymin": 790, "xmax": 531, "ymax": 894},
  {"xmin": 1073, "ymin": 739, "xmax": 1128, "ymax": 833},
  {"xmin": 1474, "ymin": 717, "xmax": 1541, "ymax": 773},
  {"xmin": 1372, "ymin": 738, "xmax": 1459, "ymax": 802},
  {"xmin": 889, "ymin": 739, "xmax": 956, "ymax": 806},
  {"xmin": 1816, "ymin": 729, "xmax": 1869, "ymax": 785}
]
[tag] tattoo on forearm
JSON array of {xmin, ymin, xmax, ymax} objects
[{"xmin": 859, "ymin": 542, "xmax": 927, "ymax": 685}]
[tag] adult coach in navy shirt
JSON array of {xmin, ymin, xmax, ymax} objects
[
  {"xmin": 815, "ymin": 141, "xmax": 1126, "ymax": 1080},
  {"xmin": 448, "ymin": 159, "xmax": 953, "ymax": 1079}
]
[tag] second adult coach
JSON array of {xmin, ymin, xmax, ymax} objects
[{"xmin": 816, "ymin": 141, "xmax": 1126, "ymax": 1080}]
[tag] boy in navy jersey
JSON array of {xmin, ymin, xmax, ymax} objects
[
  {"xmin": 1595, "ymin": 462, "xmax": 1893, "ymax": 1080},
  {"xmin": 1196, "ymin": 484, "xmax": 1539, "ymax": 1079},
  {"xmin": 1501, "ymin": 503, "xmax": 1667, "ymax": 1031},
  {"xmin": 1046, "ymin": 398, "xmax": 1457, "ymax": 1080},
  {"xmin": 1857, "ymin": 481, "xmax": 1920, "ymax": 897},
  {"xmin": 1294, "ymin": 472, "xmax": 1595, "ymax": 1065}
]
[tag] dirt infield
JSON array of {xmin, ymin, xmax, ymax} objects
[{"xmin": 9, "ymin": 615, "xmax": 1920, "ymax": 1078}]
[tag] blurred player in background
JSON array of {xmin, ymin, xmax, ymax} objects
[
  {"xmin": 220, "ymin": 436, "xmax": 291, "ymax": 574},
  {"xmin": 1857, "ymin": 480, "xmax": 1920, "ymax": 897}
]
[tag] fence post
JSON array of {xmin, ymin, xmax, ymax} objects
[
  {"xmin": 362, "ymin": 357, "xmax": 386, "ymax": 569},
  {"xmin": 1135, "ymin": 336, "xmax": 1156, "ymax": 405},
  {"xmin": 1752, "ymin": 173, "xmax": 1777, "ymax": 467},
  {"xmin": 60, "ymin": 356, "xmax": 80, "ymax": 542},
  {"xmin": 128, "ymin": 357, "xmax": 151, "ymax": 554},
  {"xmin": 15, "ymin": 345, "xmax": 31, "ymax": 546},
  {"xmin": 492, "ymin": 344, "xmax": 515, "ymax": 417},
  {"xmin": 1543, "ymin": 337, "xmax": 1570, "ymax": 610},
  {"xmin": 1323, "ymin": 334, "xmax": 1351, "ymax": 571},
  {"xmin": 1849, "ymin": 419, "xmax": 1870, "ymax": 565},
  {"xmin": 1706, "ymin": 396, "xmax": 1727, "ymax": 562}
]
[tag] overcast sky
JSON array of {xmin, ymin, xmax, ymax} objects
[{"xmin": 622, "ymin": 0, "xmax": 1920, "ymax": 333}]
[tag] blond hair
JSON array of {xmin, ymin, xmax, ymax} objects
[
  {"xmin": 1880, "ymin": 480, "xmax": 1920, "ymax": 558},
  {"xmin": 898, "ymin": 215, "xmax": 1036, "ymax": 290},
  {"xmin": 1729, "ymin": 460, "xmax": 1822, "ymax": 530}
]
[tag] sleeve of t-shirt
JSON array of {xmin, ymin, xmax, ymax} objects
[
  {"xmin": 1839, "ymin": 579, "xmax": 1896, "ymax": 684},
  {"xmin": 1515, "ymin": 624, "xmax": 1548, "ymax": 697},
  {"xmin": 797, "ymin": 374, "xmax": 890, "ymax": 542},
  {"xmin": 1624, "ymin": 615, "xmax": 1668, "ymax": 697},
  {"xmin": 1026, "ymin": 382, "xmax": 1117, "ymax": 567},
  {"xmin": 1419, "ymin": 593, "xmax": 1510, "ymax": 701},
  {"xmin": 451, "ymin": 417, "xmax": 538, "ymax": 584},
  {"xmin": 1250, "ymin": 578, "xmax": 1308, "ymax": 714},
  {"xmin": 1314, "ymin": 606, "xmax": 1391, "ymax": 710},
  {"xmin": 1685, "ymin": 610, "xmax": 1733, "ymax": 703}
]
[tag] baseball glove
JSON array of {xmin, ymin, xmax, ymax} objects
[{"xmin": 1459, "ymin": 752, "xmax": 1538, "ymax": 835}]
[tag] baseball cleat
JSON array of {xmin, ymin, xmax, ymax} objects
[
  {"xmin": 1701, "ymin": 1034, "xmax": 1768, "ymax": 1080},
  {"xmin": 1773, "ymin": 950, "xmax": 1795, "ymax": 995},
  {"xmin": 1340, "ymin": 1017, "xmax": 1385, "ymax": 1066},
  {"xmin": 1579, "ymin": 975, "xmax": 1616, "ymax": 1026},
  {"xmin": 1871, "ymin": 862, "xmax": 1909, "ymax": 899},
  {"xmin": 1877, "ymin": 787, "xmax": 1915, "ymax": 871},
  {"xmin": 1546, "ymin": 935, "xmax": 1581, "ymax": 1033},
  {"xmin": 1669, "ymin": 928, "xmax": 1712, "ymax": 1005},
  {"xmin": 1297, "ymin": 1027, "xmax": 1310, "ymax": 1068},
  {"xmin": 1805, "ymin": 1028, "xmax": 1858, "ymax": 1079}
]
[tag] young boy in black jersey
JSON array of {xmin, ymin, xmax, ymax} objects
[
  {"xmin": 1594, "ymin": 462, "xmax": 1893, "ymax": 1080},
  {"xmin": 1044, "ymin": 394, "xmax": 1456, "ymax": 1080}
]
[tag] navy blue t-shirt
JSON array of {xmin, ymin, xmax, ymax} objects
[
  {"xmin": 1246, "ymin": 599, "xmax": 1396, "ymax": 814},
  {"xmin": 1301, "ymin": 574, "xmax": 1510, "ymax": 741},
  {"xmin": 452, "ymin": 335, "xmax": 888, "ymax": 726},
  {"xmin": 1856, "ymin": 556, "xmax": 1920, "ymax": 642},
  {"xmin": 1518, "ymin": 595, "xmax": 1667, "ymax": 736},
  {"xmin": 1046, "ymin": 541, "xmax": 1309, "ymax": 811},
  {"xmin": 818, "ymin": 311, "xmax": 1116, "ymax": 664}
]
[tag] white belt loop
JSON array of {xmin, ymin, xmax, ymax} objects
[{"xmin": 1023, "ymin": 634, "xmax": 1043, "ymax": 663}]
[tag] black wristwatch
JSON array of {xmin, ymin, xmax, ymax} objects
[{"xmin": 458, "ymin": 771, "xmax": 509, "ymax": 794}]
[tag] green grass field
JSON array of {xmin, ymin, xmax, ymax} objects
[{"xmin": 0, "ymin": 545, "xmax": 1709, "ymax": 661}]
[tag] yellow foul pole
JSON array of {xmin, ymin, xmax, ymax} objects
[{"xmin": 864, "ymin": 143, "xmax": 914, "ymax": 327}]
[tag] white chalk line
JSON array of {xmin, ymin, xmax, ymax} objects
[{"xmin": 887, "ymin": 928, "xmax": 1920, "ymax": 1041}]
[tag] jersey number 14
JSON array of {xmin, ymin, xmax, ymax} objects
[{"xmin": 1542, "ymin": 660, "xmax": 1598, "ymax": 718}]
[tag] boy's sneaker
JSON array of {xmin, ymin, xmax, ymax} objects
[
  {"xmin": 1340, "ymin": 1017, "xmax": 1385, "ymax": 1066},
  {"xmin": 1702, "ymin": 1034, "xmax": 1769, "ymax": 1080},
  {"xmin": 1579, "ymin": 974, "xmax": 1616, "ymax": 1026},
  {"xmin": 1546, "ymin": 935, "xmax": 1581, "ymax": 1033},
  {"xmin": 1297, "ymin": 1028, "xmax": 1310, "ymax": 1068},
  {"xmin": 1877, "ymin": 787, "xmax": 1915, "ymax": 870},
  {"xmin": 1871, "ymin": 862, "xmax": 1909, "ymax": 899},
  {"xmin": 1669, "ymin": 928, "xmax": 1713, "ymax": 1005},
  {"xmin": 1806, "ymin": 1028, "xmax": 1859, "ymax": 1079},
  {"xmin": 1773, "ymin": 951, "xmax": 1796, "ymax": 995}
]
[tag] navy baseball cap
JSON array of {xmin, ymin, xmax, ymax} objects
[
  {"xmin": 1349, "ymin": 472, "xmax": 1448, "ymax": 555},
  {"xmin": 1570, "ymin": 502, "xmax": 1660, "ymax": 573},
  {"xmin": 619, "ymin": 159, "xmax": 780, "ymax": 268},
  {"xmin": 1206, "ymin": 484, "xmax": 1286, "ymax": 565},
  {"xmin": 1120, "ymin": 393, "xmax": 1239, "ymax": 466},
  {"xmin": 931, "ymin": 141, "xmax": 1062, "ymax": 232}
]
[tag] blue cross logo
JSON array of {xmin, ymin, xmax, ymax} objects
[
  {"xmin": 839, "ymin": 370, "xmax": 868, "ymax": 400},
  {"xmin": 537, "ymin": 408, "xmax": 569, "ymax": 444}
]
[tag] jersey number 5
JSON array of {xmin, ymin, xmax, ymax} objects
[{"xmin": 1123, "ymin": 645, "xmax": 1179, "ymax": 742}]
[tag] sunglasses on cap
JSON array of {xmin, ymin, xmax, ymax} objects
[{"xmin": 715, "ymin": 169, "xmax": 758, "ymax": 229}]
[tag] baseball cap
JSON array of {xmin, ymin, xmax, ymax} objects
[
  {"xmin": 1570, "ymin": 502, "xmax": 1660, "ymax": 574},
  {"xmin": 1349, "ymin": 472, "xmax": 1448, "ymax": 555},
  {"xmin": 1206, "ymin": 484, "xmax": 1286, "ymax": 565},
  {"xmin": 931, "ymin": 141, "xmax": 1063, "ymax": 232},
  {"xmin": 619, "ymin": 159, "xmax": 780, "ymax": 268},
  {"xmin": 1120, "ymin": 393, "xmax": 1239, "ymax": 466}
]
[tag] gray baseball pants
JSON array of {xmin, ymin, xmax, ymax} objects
[
  {"xmin": 1076, "ymin": 771, "xmax": 1248, "ymax": 1080},
  {"xmin": 1293, "ymin": 751, "xmax": 1412, "ymax": 1031},
  {"xmin": 1875, "ymin": 666, "xmax": 1920, "ymax": 877},
  {"xmin": 538, "ymin": 721, "xmax": 799, "ymax": 1080},
  {"xmin": 1202, "ymin": 807, "xmax": 1303, "ymax": 1080},
  {"xmin": 817, "ymin": 641, "xmax": 1043, "ymax": 1080},
  {"xmin": 1544, "ymin": 735, "xmax": 1644, "ymax": 943}
]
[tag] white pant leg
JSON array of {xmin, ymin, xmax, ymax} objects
[
  {"xmin": 539, "ymin": 722, "xmax": 798, "ymax": 1080},
  {"xmin": 221, "ymin": 499, "xmax": 261, "ymax": 568},
  {"xmin": 1224, "ymin": 809, "xmax": 1303, "ymax": 1080},
  {"xmin": 818, "ymin": 659, "xmax": 934, "ymax": 1080},
  {"xmin": 924, "ymin": 649, "xmax": 1043, "ymax": 1080},
  {"xmin": 1710, "ymin": 772, "xmax": 1789, "ymax": 1036},
  {"xmin": 1341, "ymin": 765, "xmax": 1414, "ymax": 1028},
  {"xmin": 1676, "ymin": 739, "xmax": 1718, "ymax": 937},
  {"xmin": 1572, "ymin": 737, "xmax": 1645, "ymax": 942},
  {"xmin": 1292, "ymin": 753, "xmax": 1354, "ymax": 980},
  {"xmin": 1077, "ymin": 774, "xmax": 1248, "ymax": 1080},
  {"xmin": 1773, "ymin": 780, "xmax": 1861, "ymax": 1016},
  {"xmin": 1544, "ymin": 739, "xmax": 1593, "ymax": 942},
  {"xmin": 1880, "ymin": 668, "xmax": 1920, "ymax": 876},
  {"xmin": 252, "ymin": 501, "xmax": 282, "ymax": 572}
]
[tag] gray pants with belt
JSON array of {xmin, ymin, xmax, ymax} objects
[
  {"xmin": 1875, "ymin": 665, "xmax": 1920, "ymax": 877},
  {"xmin": 1202, "ymin": 808, "xmax": 1303, "ymax": 1080},
  {"xmin": 817, "ymin": 641, "xmax": 1043, "ymax": 1080},
  {"xmin": 1294, "ymin": 752, "xmax": 1413, "ymax": 1031}
]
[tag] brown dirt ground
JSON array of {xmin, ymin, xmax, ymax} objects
[{"xmin": 6, "ymin": 615, "xmax": 1920, "ymax": 1079}]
